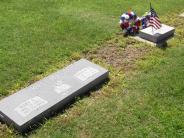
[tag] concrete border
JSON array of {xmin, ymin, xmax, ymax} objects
[
  {"xmin": 130, "ymin": 35, "xmax": 157, "ymax": 46},
  {"xmin": 130, "ymin": 34, "xmax": 174, "ymax": 48}
]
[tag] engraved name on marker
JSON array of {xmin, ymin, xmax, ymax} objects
[
  {"xmin": 74, "ymin": 67, "xmax": 99, "ymax": 81},
  {"xmin": 14, "ymin": 97, "xmax": 48, "ymax": 117}
]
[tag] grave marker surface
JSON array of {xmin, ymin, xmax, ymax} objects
[
  {"xmin": 139, "ymin": 24, "xmax": 175, "ymax": 44},
  {"xmin": 0, "ymin": 59, "xmax": 109, "ymax": 132}
]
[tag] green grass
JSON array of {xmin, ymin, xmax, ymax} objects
[
  {"xmin": 0, "ymin": 0, "xmax": 184, "ymax": 137},
  {"xmin": 27, "ymin": 45, "xmax": 184, "ymax": 138},
  {"xmin": 126, "ymin": 47, "xmax": 184, "ymax": 137},
  {"xmin": 29, "ymin": 39, "xmax": 184, "ymax": 138},
  {"xmin": 0, "ymin": 0, "xmax": 184, "ymax": 96}
]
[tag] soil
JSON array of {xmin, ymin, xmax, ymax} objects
[{"xmin": 85, "ymin": 37, "xmax": 152, "ymax": 71}]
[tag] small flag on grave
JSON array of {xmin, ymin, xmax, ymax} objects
[{"xmin": 149, "ymin": 3, "xmax": 162, "ymax": 30}]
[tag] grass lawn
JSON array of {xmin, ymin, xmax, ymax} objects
[{"xmin": 0, "ymin": 0, "xmax": 184, "ymax": 137}]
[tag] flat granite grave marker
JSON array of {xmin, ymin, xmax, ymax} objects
[
  {"xmin": 139, "ymin": 24, "xmax": 175, "ymax": 44},
  {"xmin": 0, "ymin": 59, "xmax": 109, "ymax": 132}
]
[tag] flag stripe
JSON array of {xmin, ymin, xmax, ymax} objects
[
  {"xmin": 150, "ymin": 21, "xmax": 161, "ymax": 29},
  {"xmin": 150, "ymin": 18, "xmax": 161, "ymax": 29},
  {"xmin": 151, "ymin": 19, "xmax": 161, "ymax": 27},
  {"xmin": 150, "ymin": 24, "xmax": 160, "ymax": 30},
  {"xmin": 150, "ymin": 18, "xmax": 161, "ymax": 27},
  {"xmin": 149, "ymin": 3, "xmax": 161, "ymax": 30}
]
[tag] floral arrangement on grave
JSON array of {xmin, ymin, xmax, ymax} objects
[
  {"xmin": 119, "ymin": 10, "xmax": 151, "ymax": 36},
  {"xmin": 119, "ymin": 11, "xmax": 140, "ymax": 36}
]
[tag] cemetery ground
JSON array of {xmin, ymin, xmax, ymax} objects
[{"xmin": 0, "ymin": 0, "xmax": 184, "ymax": 137}]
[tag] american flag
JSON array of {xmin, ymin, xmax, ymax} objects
[{"xmin": 149, "ymin": 3, "xmax": 162, "ymax": 30}]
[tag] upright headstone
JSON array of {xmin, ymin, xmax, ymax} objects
[
  {"xmin": 0, "ymin": 59, "xmax": 109, "ymax": 132},
  {"xmin": 139, "ymin": 24, "xmax": 175, "ymax": 44}
]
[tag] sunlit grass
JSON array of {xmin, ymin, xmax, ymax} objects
[{"xmin": 0, "ymin": 0, "xmax": 184, "ymax": 137}]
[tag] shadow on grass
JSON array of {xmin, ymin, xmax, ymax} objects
[
  {"xmin": 157, "ymin": 42, "xmax": 168, "ymax": 50},
  {"xmin": 1, "ymin": 78, "xmax": 110, "ymax": 136},
  {"xmin": 156, "ymin": 34, "xmax": 176, "ymax": 50}
]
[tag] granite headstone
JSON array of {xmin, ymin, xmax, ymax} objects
[
  {"xmin": 139, "ymin": 24, "xmax": 175, "ymax": 44},
  {"xmin": 0, "ymin": 59, "xmax": 109, "ymax": 132}
]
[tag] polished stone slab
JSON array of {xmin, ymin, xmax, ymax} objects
[
  {"xmin": 139, "ymin": 24, "xmax": 175, "ymax": 43},
  {"xmin": 0, "ymin": 59, "xmax": 109, "ymax": 132}
]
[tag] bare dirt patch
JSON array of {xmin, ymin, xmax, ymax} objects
[{"xmin": 85, "ymin": 36, "xmax": 152, "ymax": 71}]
